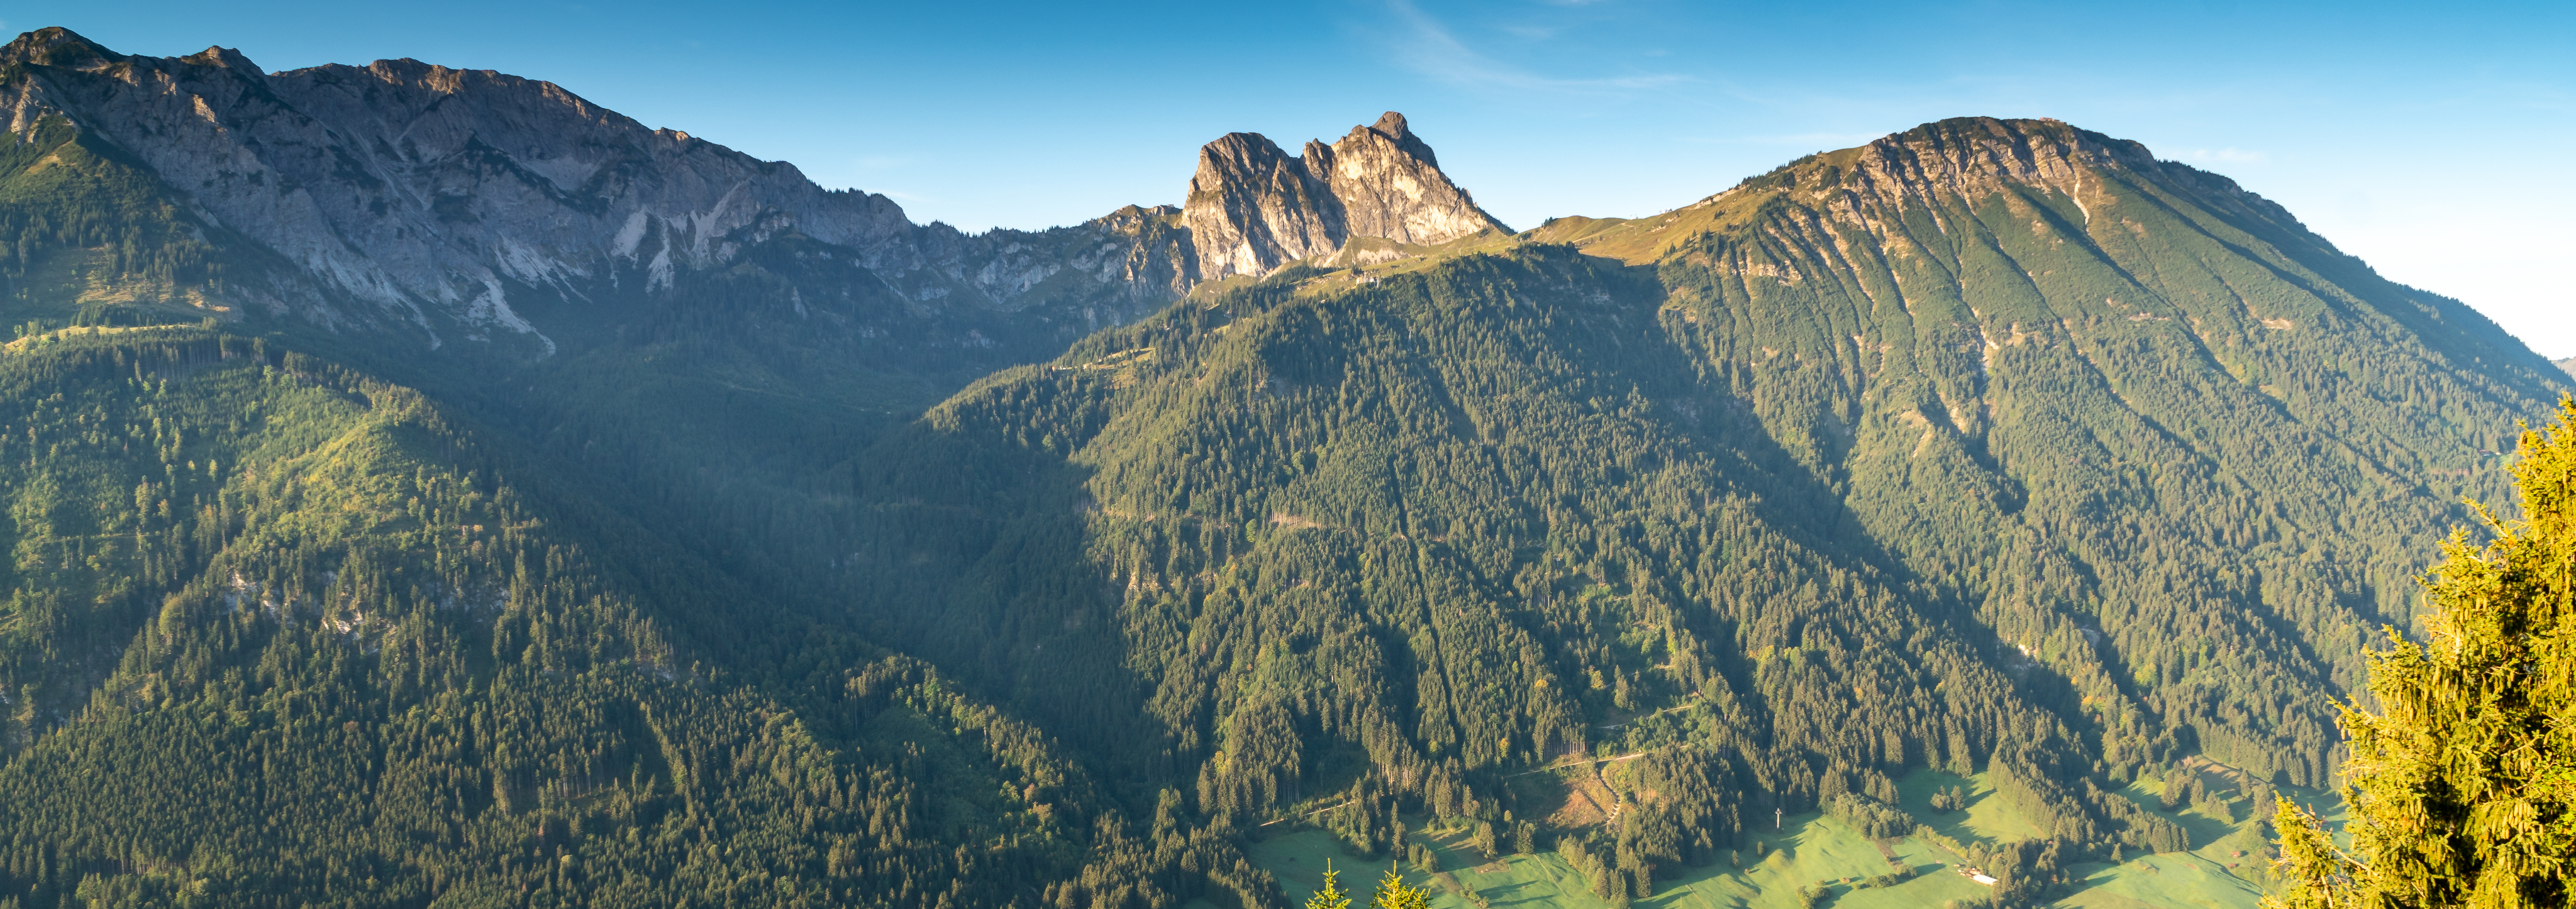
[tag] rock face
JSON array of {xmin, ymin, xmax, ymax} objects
[
  {"xmin": 1184, "ymin": 133, "xmax": 1345, "ymax": 281},
  {"xmin": 1319, "ymin": 113, "xmax": 1502, "ymax": 249},
  {"xmin": 0, "ymin": 28, "xmax": 1504, "ymax": 358},
  {"xmin": 0, "ymin": 27, "xmax": 1191, "ymax": 354},
  {"xmin": 1184, "ymin": 112, "xmax": 1507, "ymax": 280}
]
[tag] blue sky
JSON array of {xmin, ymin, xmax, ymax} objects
[{"xmin": 22, "ymin": 1, "xmax": 2576, "ymax": 352}]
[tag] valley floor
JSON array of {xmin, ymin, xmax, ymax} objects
[{"xmin": 1247, "ymin": 768, "xmax": 2346, "ymax": 909}]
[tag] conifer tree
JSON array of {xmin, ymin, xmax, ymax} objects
[
  {"xmin": 2272, "ymin": 401, "xmax": 2576, "ymax": 908},
  {"xmin": 1304, "ymin": 861, "xmax": 1352, "ymax": 909},
  {"xmin": 1368, "ymin": 864, "xmax": 1430, "ymax": 909}
]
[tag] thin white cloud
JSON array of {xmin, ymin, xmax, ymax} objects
[{"xmin": 1381, "ymin": 0, "xmax": 1686, "ymax": 94}]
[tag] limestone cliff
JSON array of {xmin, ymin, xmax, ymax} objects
[
  {"xmin": 0, "ymin": 27, "xmax": 1189, "ymax": 355},
  {"xmin": 1184, "ymin": 112, "xmax": 1506, "ymax": 280},
  {"xmin": 1184, "ymin": 133, "xmax": 1345, "ymax": 281}
]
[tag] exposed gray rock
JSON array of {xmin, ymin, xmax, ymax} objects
[
  {"xmin": 1319, "ymin": 113, "xmax": 1502, "ymax": 248},
  {"xmin": 1184, "ymin": 111, "xmax": 1507, "ymax": 280},
  {"xmin": 0, "ymin": 28, "xmax": 1501, "ymax": 359},
  {"xmin": 1185, "ymin": 133, "xmax": 1345, "ymax": 280},
  {"xmin": 0, "ymin": 27, "xmax": 1187, "ymax": 354}
]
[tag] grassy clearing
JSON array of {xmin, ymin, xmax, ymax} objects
[
  {"xmin": 1258, "ymin": 812, "xmax": 1990, "ymax": 909},
  {"xmin": 1252, "ymin": 830, "xmax": 1481, "ymax": 909},
  {"xmin": 1895, "ymin": 768, "xmax": 2052, "ymax": 844},
  {"xmin": 1250, "ymin": 766, "xmax": 2336, "ymax": 909},
  {"xmin": 2060, "ymin": 853, "xmax": 2264, "ymax": 909}
]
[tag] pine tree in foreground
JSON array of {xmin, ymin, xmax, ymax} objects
[{"xmin": 2272, "ymin": 401, "xmax": 2576, "ymax": 907}]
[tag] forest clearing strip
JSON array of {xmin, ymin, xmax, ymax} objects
[
  {"xmin": 1591, "ymin": 695, "xmax": 1704, "ymax": 730},
  {"xmin": 1502, "ymin": 752, "xmax": 1646, "ymax": 778},
  {"xmin": 4, "ymin": 325, "xmax": 180, "ymax": 353},
  {"xmin": 1260, "ymin": 799, "xmax": 1359, "ymax": 827}
]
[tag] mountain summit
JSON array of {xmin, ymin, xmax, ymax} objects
[{"xmin": 1184, "ymin": 111, "xmax": 1507, "ymax": 280}]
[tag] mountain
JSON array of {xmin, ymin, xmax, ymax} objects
[
  {"xmin": 0, "ymin": 28, "xmax": 1499, "ymax": 370},
  {"xmin": 0, "ymin": 25, "xmax": 2567, "ymax": 909},
  {"xmin": 0, "ymin": 26, "xmax": 1194, "ymax": 363},
  {"xmin": 828, "ymin": 116, "xmax": 2568, "ymax": 902},
  {"xmin": 1184, "ymin": 111, "xmax": 1508, "ymax": 280},
  {"xmin": 1519, "ymin": 115, "xmax": 2567, "ymax": 785}
]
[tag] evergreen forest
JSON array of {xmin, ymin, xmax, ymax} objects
[{"xmin": 0, "ymin": 38, "xmax": 2565, "ymax": 907}]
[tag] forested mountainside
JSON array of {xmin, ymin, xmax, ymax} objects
[
  {"xmin": 0, "ymin": 328, "xmax": 1284, "ymax": 908},
  {"xmin": 1540, "ymin": 116, "xmax": 2567, "ymax": 787},
  {"xmin": 0, "ymin": 23, "xmax": 2565, "ymax": 909},
  {"xmin": 830, "ymin": 118, "xmax": 2567, "ymax": 901}
]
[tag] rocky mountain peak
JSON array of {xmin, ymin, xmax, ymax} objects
[
  {"xmin": 1361, "ymin": 110, "xmax": 1438, "ymax": 168},
  {"xmin": 1857, "ymin": 117, "xmax": 2153, "ymax": 190},
  {"xmin": 178, "ymin": 45, "xmax": 264, "ymax": 75},
  {"xmin": 1185, "ymin": 132, "xmax": 1345, "ymax": 280},
  {"xmin": 1, "ymin": 26, "xmax": 120, "ymax": 70},
  {"xmin": 1183, "ymin": 112, "xmax": 1506, "ymax": 280},
  {"xmin": 1772, "ymin": 116, "xmax": 2309, "ymax": 245}
]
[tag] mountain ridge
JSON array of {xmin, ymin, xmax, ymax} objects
[
  {"xmin": 0, "ymin": 26, "xmax": 1196, "ymax": 358},
  {"xmin": 0, "ymin": 25, "xmax": 2567, "ymax": 909},
  {"xmin": 0, "ymin": 27, "xmax": 1513, "ymax": 366}
]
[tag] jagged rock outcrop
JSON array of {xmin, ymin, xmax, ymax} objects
[
  {"xmin": 0, "ymin": 27, "xmax": 1189, "ymax": 353},
  {"xmin": 1317, "ymin": 113, "xmax": 1502, "ymax": 249},
  {"xmin": 1184, "ymin": 111, "xmax": 1506, "ymax": 280},
  {"xmin": 1181, "ymin": 133, "xmax": 1344, "ymax": 282}
]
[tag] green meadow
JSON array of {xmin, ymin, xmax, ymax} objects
[{"xmin": 1252, "ymin": 767, "xmax": 2324, "ymax": 909}]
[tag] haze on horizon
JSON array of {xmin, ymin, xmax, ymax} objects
[{"xmin": 22, "ymin": 0, "xmax": 2572, "ymax": 353}]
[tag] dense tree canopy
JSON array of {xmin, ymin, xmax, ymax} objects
[{"xmin": 2274, "ymin": 401, "xmax": 2576, "ymax": 908}]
